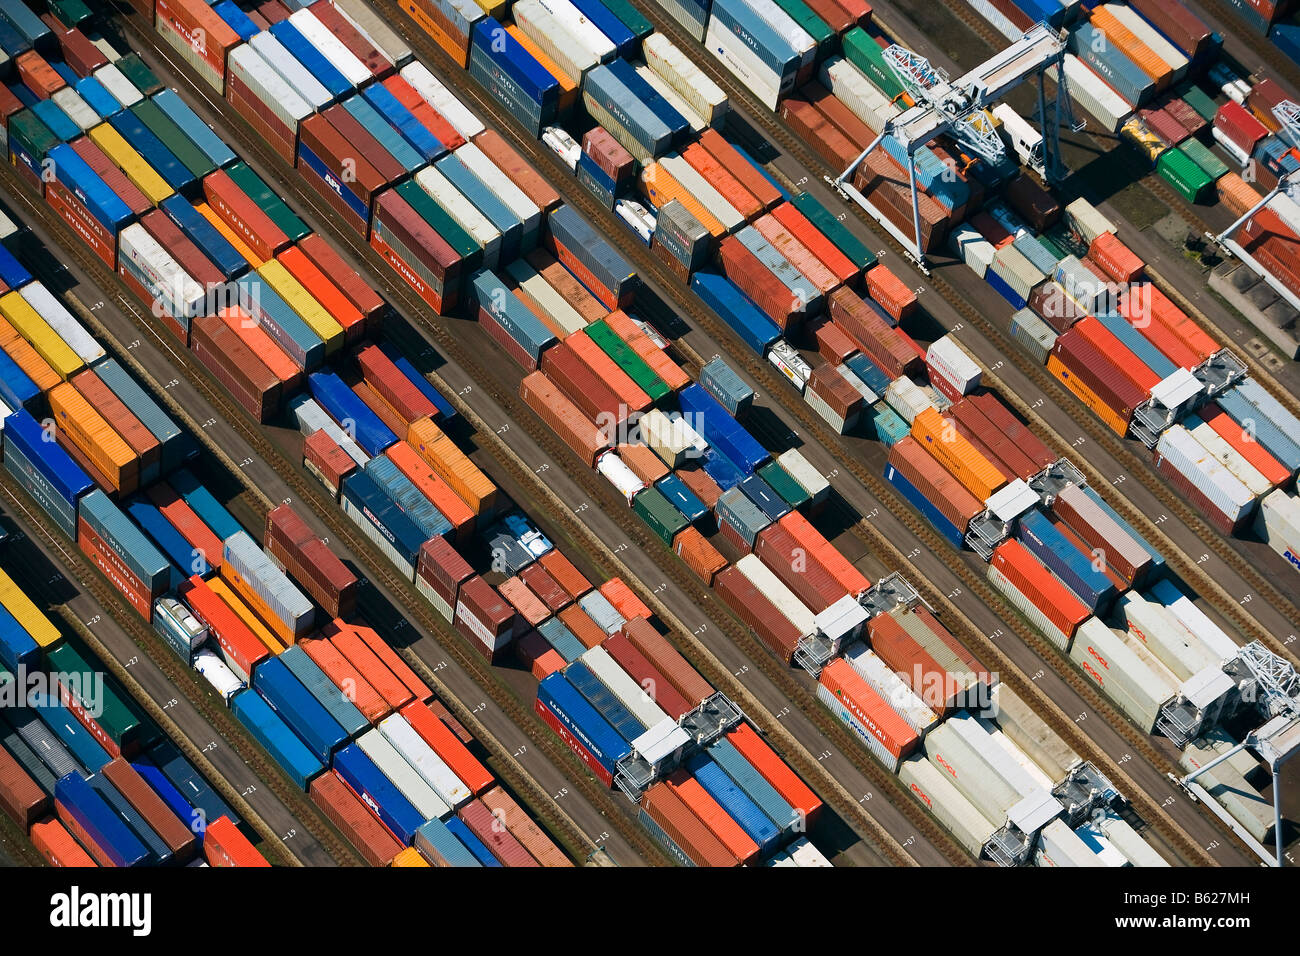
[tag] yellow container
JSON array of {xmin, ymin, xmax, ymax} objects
[
  {"xmin": 88, "ymin": 123, "xmax": 173, "ymax": 206},
  {"xmin": 257, "ymin": 260, "xmax": 344, "ymax": 356},
  {"xmin": 47, "ymin": 382, "xmax": 139, "ymax": 494},
  {"xmin": 0, "ymin": 314, "xmax": 60, "ymax": 393},
  {"xmin": 219, "ymin": 562, "xmax": 298, "ymax": 647},
  {"xmin": 1047, "ymin": 354, "xmax": 1130, "ymax": 437},
  {"xmin": 639, "ymin": 163, "xmax": 725, "ymax": 238},
  {"xmin": 406, "ymin": 417, "xmax": 497, "ymax": 516},
  {"xmin": 0, "ymin": 567, "xmax": 62, "ymax": 650},
  {"xmin": 0, "ymin": 292, "xmax": 83, "ymax": 380},
  {"xmin": 208, "ymin": 576, "xmax": 285, "ymax": 655},
  {"xmin": 391, "ymin": 847, "xmax": 430, "ymax": 867},
  {"xmin": 197, "ymin": 202, "xmax": 264, "ymax": 268},
  {"xmin": 910, "ymin": 407, "xmax": 1005, "ymax": 502}
]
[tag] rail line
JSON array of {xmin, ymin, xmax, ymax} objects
[
  {"xmin": 373, "ymin": 0, "xmax": 1225, "ymax": 865},
  {"xmin": 1198, "ymin": 0, "xmax": 1300, "ymax": 91},
  {"xmin": 115, "ymin": 8, "xmax": 962, "ymax": 866},
  {"xmin": 0, "ymin": 467, "xmax": 337, "ymax": 867}
]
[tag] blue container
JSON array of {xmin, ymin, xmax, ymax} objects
[
  {"xmin": 711, "ymin": 0, "xmax": 801, "ymax": 76},
  {"xmin": 679, "ymin": 384, "xmax": 769, "ymax": 474},
  {"xmin": 362, "ymin": 83, "xmax": 446, "ymax": 163},
  {"xmin": 297, "ymin": 136, "xmax": 370, "ymax": 225},
  {"xmin": 445, "ymin": 816, "xmax": 502, "ymax": 866},
  {"xmin": 1079, "ymin": 485, "xmax": 1164, "ymax": 583},
  {"xmin": 231, "ymin": 688, "xmax": 325, "ymax": 790},
  {"xmin": 4, "ymin": 410, "xmax": 92, "ymax": 538},
  {"xmin": 107, "ymin": 110, "xmax": 196, "ymax": 192},
  {"xmin": 738, "ymin": 473, "xmax": 789, "ymax": 521},
  {"xmin": 309, "ymin": 371, "xmax": 398, "ymax": 457},
  {"xmin": 985, "ymin": 267, "xmax": 1027, "ymax": 309},
  {"xmin": 1069, "ymin": 23, "xmax": 1154, "ymax": 106},
  {"xmin": 0, "ymin": 243, "xmax": 31, "ymax": 290},
  {"xmin": 0, "ymin": 600, "xmax": 39, "ymax": 674},
  {"xmin": 143, "ymin": 737, "xmax": 238, "ymax": 835},
  {"xmin": 131, "ymin": 758, "xmax": 204, "ymax": 838},
  {"xmin": 47, "ymin": 144, "xmax": 132, "ymax": 234},
  {"xmin": 470, "ymin": 19, "xmax": 560, "ymax": 110},
  {"xmin": 702, "ymin": 445, "xmax": 745, "ymax": 490},
  {"xmin": 168, "ymin": 469, "xmax": 244, "ymax": 542},
  {"xmin": 0, "ymin": 0, "xmax": 50, "ymax": 43},
  {"xmin": 75, "ymin": 78, "xmax": 122, "ymax": 120},
  {"xmin": 570, "ymin": 0, "xmax": 638, "ymax": 55},
  {"xmin": 37, "ymin": 699, "xmax": 111, "ymax": 773},
  {"xmin": 0, "ymin": 348, "xmax": 37, "ymax": 410},
  {"xmin": 1009, "ymin": 0, "xmax": 1067, "ymax": 27},
  {"xmin": 437, "ymin": 153, "xmax": 523, "ymax": 260},
  {"xmin": 93, "ymin": 358, "xmax": 192, "ymax": 473},
  {"xmin": 379, "ymin": 343, "xmax": 458, "ymax": 423},
  {"xmin": 547, "ymin": 205, "xmax": 637, "ymax": 303},
  {"xmin": 270, "ymin": 20, "xmax": 354, "ymax": 99},
  {"xmin": 87, "ymin": 772, "xmax": 173, "ymax": 865},
  {"xmin": 1216, "ymin": 385, "xmax": 1300, "ymax": 473},
  {"xmin": 536, "ymin": 672, "xmax": 631, "ymax": 778},
  {"xmin": 1095, "ymin": 312, "xmax": 1177, "ymax": 380},
  {"xmin": 252, "ymin": 656, "xmax": 348, "ymax": 764},
  {"xmin": 684, "ymin": 752, "xmax": 779, "ymax": 853},
  {"xmin": 280, "ymin": 645, "xmax": 369, "ymax": 738},
  {"xmin": 468, "ymin": 42, "xmax": 555, "ymax": 137},
  {"xmin": 577, "ymin": 152, "xmax": 618, "ymax": 210},
  {"xmin": 31, "ymin": 98, "xmax": 79, "ymax": 142},
  {"xmin": 416, "ymin": 817, "xmax": 483, "ymax": 867},
  {"xmin": 365, "ymin": 455, "xmax": 452, "ymax": 542},
  {"xmin": 536, "ymin": 617, "xmax": 586, "ymax": 663},
  {"xmin": 845, "ymin": 352, "xmax": 891, "ymax": 395},
  {"xmin": 470, "ymin": 269, "xmax": 556, "ymax": 361},
  {"xmin": 9, "ymin": 84, "xmax": 36, "ymax": 109},
  {"xmin": 655, "ymin": 473, "xmax": 708, "ymax": 523},
  {"xmin": 54, "ymin": 772, "xmax": 149, "ymax": 866},
  {"xmin": 1273, "ymin": 22, "xmax": 1300, "ymax": 62},
  {"xmin": 79, "ymin": 490, "xmax": 172, "ymax": 594},
  {"xmin": 341, "ymin": 94, "xmax": 425, "ymax": 173},
  {"xmin": 606, "ymin": 58, "xmax": 690, "ymax": 143},
  {"xmin": 691, "ymin": 272, "xmax": 781, "ymax": 355},
  {"xmin": 871, "ymin": 403, "xmax": 911, "ymax": 446},
  {"xmin": 0, "ymin": 16, "xmax": 25, "ymax": 57},
  {"xmin": 564, "ymin": 660, "xmax": 646, "ymax": 742},
  {"xmin": 340, "ymin": 470, "xmax": 428, "ymax": 573},
  {"xmin": 1017, "ymin": 509, "xmax": 1115, "ymax": 611},
  {"xmin": 708, "ymin": 737, "xmax": 796, "ymax": 832},
  {"xmin": 239, "ymin": 275, "xmax": 326, "ymax": 371},
  {"xmin": 333, "ymin": 742, "xmax": 425, "ymax": 844},
  {"xmin": 160, "ymin": 195, "xmax": 246, "ymax": 280},
  {"xmin": 212, "ymin": 0, "xmax": 260, "ymax": 39},
  {"xmin": 125, "ymin": 498, "xmax": 195, "ymax": 578},
  {"xmin": 582, "ymin": 63, "xmax": 674, "ymax": 159},
  {"xmin": 885, "ymin": 459, "xmax": 966, "ymax": 548}
]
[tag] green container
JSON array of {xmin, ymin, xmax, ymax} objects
[
  {"xmin": 227, "ymin": 162, "xmax": 310, "ymax": 241},
  {"xmin": 1180, "ymin": 85, "xmax": 1218, "ymax": 123},
  {"xmin": 396, "ymin": 179, "xmax": 480, "ymax": 262},
  {"xmin": 1043, "ymin": 220, "xmax": 1090, "ymax": 259},
  {"xmin": 1035, "ymin": 232, "xmax": 1070, "ymax": 263},
  {"xmin": 633, "ymin": 487, "xmax": 687, "ymax": 545},
  {"xmin": 49, "ymin": 0, "xmax": 93, "ymax": 25},
  {"xmin": 772, "ymin": 0, "xmax": 835, "ymax": 56},
  {"xmin": 9, "ymin": 111, "xmax": 59, "ymax": 163},
  {"xmin": 131, "ymin": 100, "xmax": 216, "ymax": 180},
  {"xmin": 1157, "ymin": 147, "xmax": 1213, "ymax": 203},
  {"xmin": 585, "ymin": 319, "xmax": 670, "ymax": 401},
  {"xmin": 602, "ymin": 0, "xmax": 654, "ymax": 39},
  {"xmin": 1177, "ymin": 138, "xmax": 1228, "ymax": 181},
  {"xmin": 45, "ymin": 642, "xmax": 157, "ymax": 756},
  {"xmin": 757, "ymin": 459, "xmax": 811, "ymax": 509},
  {"xmin": 116, "ymin": 54, "xmax": 164, "ymax": 97},
  {"xmin": 790, "ymin": 191, "xmax": 878, "ymax": 269},
  {"xmin": 842, "ymin": 28, "xmax": 906, "ymax": 100}
]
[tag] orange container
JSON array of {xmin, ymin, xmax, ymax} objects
[
  {"xmin": 354, "ymin": 380, "xmax": 409, "ymax": 437},
  {"xmin": 910, "ymin": 407, "xmax": 1005, "ymax": 502},
  {"xmin": 30, "ymin": 818, "xmax": 97, "ymax": 867},
  {"xmin": 354, "ymin": 622, "xmax": 435, "ymax": 704},
  {"xmin": 386, "ymin": 440, "xmax": 476, "ymax": 540},
  {"xmin": 406, "ymin": 416, "xmax": 497, "ymax": 516},
  {"xmin": 1088, "ymin": 8, "xmax": 1173, "ymax": 89},
  {"xmin": 0, "ymin": 315, "xmax": 60, "ymax": 392},
  {"xmin": 277, "ymin": 246, "xmax": 366, "ymax": 342},
  {"xmin": 499, "ymin": 577, "xmax": 550, "ymax": 627},
  {"xmin": 771, "ymin": 201, "xmax": 859, "ymax": 285},
  {"xmin": 526, "ymin": 250, "xmax": 608, "ymax": 324},
  {"xmin": 664, "ymin": 768, "xmax": 759, "ymax": 865},
  {"xmin": 725, "ymin": 722, "xmax": 823, "ymax": 826},
  {"xmin": 324, "ymin": 621, "xmax": 414, "ymax": 711},
  {"xmin": 681, "ymin": 142, "xmax": 763, "ymax": 221},
  {"xmin": 1216, "ymin": 171, "xmax": 1261, "ymax": 217},
  {"xmin": 537, "ymin": 549, "xmax": 592, "ymax": 600},
  {"xmin": 196, "ymin": 201, "xmax": 264, "ymax": 268},
  {"xmin": 557, "ymin": 604, "xmax": 605, "ymax": 649},
  {"xmin": 639, "ymin": 163, "xmax": 724, "ymax": 237},
  {"xmin": 754, "ymin": 215, "xmax": 840, "ymax": 294},
  {"xmin": 1047, "ymin": 353, "xmax": 1130, "ymax": 437},
  {"xmin": 47, "ymin": 382, "xmax": 140, "ymax": 495},
  {"xmin": 567, "ymin": 329, "xmax": 652, "ymax": 413},
  {"xmin": 70, "ymin": 368, "xmax": 161, "ymax": 481},
  {"xmin": 218, "ymin": 306, "xmax": 302, "ymax": 392},
  {"xmin": 672, "ymin": 525, "xmax": 727, "ymax": 585},
  {"xmin": 219, "ymin": 561, "xmax": 298, "ymax": 646},
  {"xmin": 598, "ymin": 576, "xmax": 653, "ymax": 622},
  {"xmin": 16, "ymin": 51, "xmax": 64, "ymax": 100},
  {"xmin": 300, "ymin": 636, "xmax": 391, "ymax": 722},
  {"xmin": 603, "ymin": 309, "xmax": 690, "ymax": 390}
]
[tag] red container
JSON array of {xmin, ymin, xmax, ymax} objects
[
  {"xmin": 771, "ymin": 199, "xmax": 859, "ymax": 285},
  {"xmin": 30, "ymin": 818, "xmax": 97, "ymax": 867},
  {"xmin": 325, "ymin": 622, "xmax": 414, "ymax": 711},
  {"xmin": 307, "ymin": 0, "xmax": 392, "ymax": 77},
  {"xmin": 820, "ymin": 657, "xmax": 920, "ymax": 761},
  {"xmin": 950, "ymin": 399, "xmax": 1040, "ymax": 480},
  {"xmin": 520, "ymin": 371, "xmax": 610, "ymax": 466},
  {"xmin": 1216, "ymin": 101, "xmax": 1269, "ymax": 155},
  {"xmin": 191, "ymin": 315, "xmax": 281, "ymax": 422},
  {"xmin": 718, "ymin": 234, "xmax": 803, "ymax": 328},
  {"xmin": 72, "ymin": 369, "xmax": 161, "ymax": 481},
  {"xmin": 303, "ymin": 427, "xmax": 357, "ymax": 496},
  {"xmin": 384, "ymin": 75, "xmax": 466, "ymax": 150},
  {"xmin": 583, "ymin": 126, "xmax": 636, "ymax": 183},
  {"xmin": 258, "ymin": 1, "xmax": 291, "ymax": 22},
  {"xmin": 866, "ymin": 610, "xmax": 957, "ymax": 717},
  {"xmin": 829, "ymin": 288, "xmax": 919, "ymax": 376},
  {"xmin": 663, "ymin": 768, "xmax": 757, "ymax": 864},
  {"xmin": 989, "ymin": 0, "xmax": 1033, "ymax": 29},
  {"xmin": 101, "ymin": 757, "xmax": 198, "ymax": 862},
  {"xmin": 78, "ymin": 516, "xmax": 155, "ymax": 620},
  {"xmin": 499, "ymin": 576, "xmax": 549, "ymax": 627},
  {"xmin": 1200, "ymin": 403, "xmax": 1291, "ymax": 486},
  {"xmin": 814, "ymin": 319, "xmax": 858, "ymax": 365},
  {"xmin": 519, "ymin": 564, "xmax": 570, "ymax": 612},
  {"xmin": 459, "ymin": 797, "xmax": 539, "ymax": 866},
  {"xmin": 1127, "ymin": 0, "xmax": 1215, "ymax": 57},
  {"xmin": 478, "ymin": 786, "xmax": 571, "ymax": 867},
  {"xmin": 71, "ymin": 138, "xmax": 150, "ymax": 219},
  {"xmin": 698, "ymin": 128, "xmax": 782, "ymax": 212},
  {"xmin": 203, "ymin": 815, "xmax": 269, "ymax": 867},
  {"xmin": 1246, "ymin": 78, "xmax": 1288, "ymax": 132},
  {"xmin": 887, "ymin": 436, "xmax": 983, "ymax": 534},
  {"xmin": 299, "ymin": 637, "xmax": 389, "ymax": 721},
  {"xmin": 1162, "ymin": 98, "xmax": 1207, "ymax": 138},
  {"xmin": 142, "ymin": 209, "xmax": 225, "ymax": 289},
  {"xmin": 0, "ymin": 744, "xmax": 49, "ymax": 829},
  {"xmin": 356, "ymin": 344, "xmax": 436, "ymax": 423},
  {"xmin": 568, "ymin": 329, "xmax": 651, "ymax": 413},
  {"xmin": 754, "ymin": 213, "xmax": 840, "ymax": 294},
  {"xmin": 266, "ymin": 505, "xmax": 359, "ymax": 618},
  {"xmin": 642, "ymin": 780, "xmax": 736, "ymax": 866},
  {"xmin": 455, "ymin": 576, "xmax": 516, "ymax": 655},
  {"xmin": 400, "ymin": 701, "xmax": 494, "ymax": 794},
  {"xmin": 322, "ymin": 103, "xmax": 404, "ymax": 183},
  {"xmin": 417, "ymin": 535, "xmax": 474, "ymax": 611},
  {"xmin": 157, "ymin": 0, "xmax": 240, "ymax": 81},
  {"xmin": 780, "ymin": 510, "xmax": 870, "ymax": 597},
  {"xmin": 598, "ymin": 577, "xmax": 652, "ymax": 623},
  {"xmin": 357, "ymin": 625, "xmax": 433, "ymax": 704},
  {"xmin": 682, "ymin": 142, "xmax": 762, "ymax": 221},
  {"xmin": 865, "ymin": 264, "xmax": 917, "ymax": 320},
  {"xmin": 990, "ymin": 538, "xmax": 1089, "ymax": 639},
  {"xmin": 675, "ymin": 463, "xmax": 722, "ymax": 509},
  {"xmin": 540, "ymin": 341, "xmax": 623, "ymax": 426},
  {"xmin": 45, "ymin": 177, "xmax": 115, "ymax": 269},
  {"xmin": 754, "ymin": 520, "xmax": 844, "ymax": 613},
  {"xmin": 180, "ymin": 574, "xmax": 269, "ymax": 678},
  {"xmin": 1074, "ymin": 315, "xmax": 1161, "ymax": 394},
  {"xmin": 804, "ymin": 81, "xmax": 878, "ymax": 150},
  {"xmin": 1141, "ymin": 106, "xmax": 1189, "ymax": 146},
  {"xmin": 621, "ymin": 616, "xmax": 713, "ymax": 705},
  {"xmin": 473, "ymin": 129, "xmax": 561, "ymax": 211},
  {"xmin": 603, "ymin": 630, "xmax": 693, "ymax": 719},
  {"xmin": 782, "ymin": 95, "xmax": 859, "ymax": 170},
  {"xmin": 1088, "ymin": 232, "xmax": 1145, "ymax": 284},
  {"xmin": 535, "ymin": 693, "xmax": 612, "ymax": 786},
  {"xmin": 297, "ymin": 233, "xmax": 385, "ymax": 322},
  {"xmin": 970, "ymin": 211, "xmax": 1012, "ymax": 247},
  {"xmin": 373, "ymin": 188, "xmax": 461, "ymax": 285},
  {"xmin": 1117, "ymin": 286, "xmax": 1206, "ymax": 369},
  {"xmin": 310, "ymin": 769, "xmax": 403, "ymax": 865},
  {"xmin": 1052, "ymin": 326, "xmax": 1147, "ymax": 420},
  {"xmin": 204, "ymin": 169, "xmax": 290, "ymax": 262},
  {"xmin": 715, "ymin": 565, "xmax": 803, "ymax": 663},
  {"xmin": 537, "ymin": 550, "xmax": 592, "ymax": 600},
  {"xmin": 725, "ymin": 722, "xmax": 822, "ymax": 826}
]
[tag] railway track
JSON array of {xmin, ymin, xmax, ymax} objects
[
  {"xmin": 0, "ymin": 467, "xmax": 343, "ymax": 868},
  {"xmin": 1198, "ymin": 0, "xmax": 1300, "ymax": 91}
]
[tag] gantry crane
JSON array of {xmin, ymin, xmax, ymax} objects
[{"xmin": 827, "ymin": 24, "xmax": 1075, "ymax": 272}]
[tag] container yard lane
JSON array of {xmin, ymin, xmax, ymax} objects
[
  {"xmin": 113, "ymin": 18, "xmax": 939, "ymax": 868},
  {"xmin": 0, "ymin": 170, "xmax": 652, "ymax": 868}
]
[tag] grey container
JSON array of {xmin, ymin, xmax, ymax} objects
[
  {"xmin": 583, "ymin": 64, "xmax": 673, "ymax": 160},
  {"xmin": 0, "ymin": 716, "xmax": 58, "ymax": 793},
  {"xmin": 436, "ymin": 153, "xmax": 524, "ymax": 262},
  {"xmin": 716, "ymin": 486, "xmax": 771, "ymax": 545},
  {"xmin": 470, "ymin": 269, "xmax": 556, "ymax": 360},
  {"xmin": 92, "ymin": 358, "xmax": 190, "ymax": 473},
  {"xmin": 1010, "ymin": 308, "xmax": 1056, "ymax": 365},
  {"xmin": 1226, "ymin": 378, "xmax": 1300, "ymax": 473},
  {"xmin": 736, "ymin": 225, "xmax": 822, "ymax": 315},
  {"xmin": 578, "ymin": 590, "xmax": 625, "ymax": 635},
  {"xmin": 1012, "ymin": 233, "xmax": 1060, "ymax": 275},
  {"xmin": 700, "ymin": 356, "xmax": 754, "ymax": 418},
  {"xmin": 537, "ymin": 616, "xmax": 586, "ymax": 662},
  {"xmin": 223, "ymin": 531, "xmax": 315, "ymax": 638},
  {"xmin": 548, "ymin": 204, "xmax": 638, "ymax": 303},
  {"xmin": 280, "ymin": 645, "xmax": 370, "ymax": 738},
  {"xmin": 7, "ymin": 707, "xmax": 81, "ymax": 780},
  {"xmin": 468, "ymin": 44, "xmax": 553, "ymax": 138},
  {"xmin": 80, "ymin": 490, "xmax": 171, "ymax": 594},
  {"xmin": 654, "ymin": 199, "xmax": 711, "ymax": 272}
]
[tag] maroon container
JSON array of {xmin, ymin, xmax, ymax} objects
[
  {"xmin": 804, "ymin": 82, "xmax": 878, "ymax": 150},
  {"xmin": 581, "ymin": 126, "xmax": 635, "ymax": 183},
  {"xmin": 813, "ymin": 319, "xmax": 858, "ymax": 365},
  {"xmin": 807, "ymin": 362, "xmax": 863, "ymax": 420},
  {"xmin": 299, "ymin": 233, "xmax": 386, "ymax": 321},
  {"xmin": 101, "ymin": 757, "xmax": 198, "ymax": 862},
  {"xmin": 1127, "ymin": 0, "xmax": 1215, "ymax": 57},
  {"xmin": 603, "ymin": 630, "xmax": 694, "ymax": 719},
  {"xmin": 781, "ymin": 96, "xmax": 859, "ymax": 170},
  {"xmin": 478, "ymin": 786, "xmax": 571, "ymax": 867},
  {"xmin": 718, "ymin": 234, "xmax": 804, "ymax": 328},
  {"xmin": 828, "ymin": 287, "xmax": 919, "ymax": 376},
  {"xmin": 356, "ymin": 344, "xmax": 437, "ymax": 423},
  {"xmin": 475, "ymin": 130, "xmax": 562, "ymax": 211},
  {"xmin": 141, "ymin": 209, "xmax": 224, "ymax": 290},
  {"xmin": 307, "ymin": 0, "xmax": 392, "ymax": 78},
  {"xmin": 1052, "ymin": 327, "xmax": 1146, "ymax": 421},
  {"xmin": 226, "ymin": 69, "xmax": 296, "ymax": 165},
  {"xmin": 459, "ymin": 798, "xmax": 538, "ymax": 866},
  {"xmin": 0, "ymin": 745, "xmax": 49, "ymax": 829},
  {"xmin": 518, "ymin": 563, "xmax": 570, "ymax": 612},
  {"xmin": 540, "ymin": 341, "xmax": 624, "ymax": 426},
  {"xmin": 417, "ymin": 536, "xmax": 474, "ymax": 607},
  {"xmin": 949, "ymin": 399, "xmax": 1039, "ymax": 480},
  {"xmin": 1141, "ymin": 106, "xmax": 1189, "ymax": 146},
  {"xmin": 753, "ymin": 520, "xmax": 842, "ymax": 613},
  {"xmin": 266, "ymin": 504, "xmax": 359, "ymax": 618},
  {"xmin": 715, "ymin": 565, "xmax": 802, "ymax": 663},
  {"xmin": 304, "ymin": 428, "xmax": 357, "ymax": 496},
  {"xmin": 71, "ymin": 137, "xmax": 151, "ymax": 216},
  {"xmin": 374, "ymin": 189, "xmax": 461, "ymax": 284},
  {"xmin": 887, "ymin": 436, "xmax": 984, "ymax": 533},
  {"xmin": 1004, "ymin": 174, "xmax": 1061, "ymax": 231},
  {"xmin": 310, "ymin": 770, "xmax": 402, "ymax": 866},
  {"xmin": 621, "ymin": 616, "xmax": 713, "ymax": 706},
  {"xmin": 519, "ymin": 371, "xmax": 610, "ymax": 466},
  {"xmin": 191, "ymin": 315, "xmax": 281, "ymax": 422}
]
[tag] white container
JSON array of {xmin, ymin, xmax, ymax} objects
[
  {"xmin": 820, "ymin": 57, "xmax": 899, "ymax": 131},
  {"xmin": 596, "ymin": 450, "xmax": 645, "ymax": 503},
  {"xmin": 704, "ymin": 16, "xmax": 786, "ymax": 111},
  {"xmin": 51, "ymin": 88, "xmax": 99, "ymax": 133},
  {"xmin": 356, "ymin": 727, "xmax": 451, "ymax": 821},
  {"xmin": 290, "ymin": 394, "xmax": 370, "ymax": 465},
  {"xmin": 1107, "ymin": 4, "xmax": 1190, "ymax": 82},
  {"xmin": 249, "ymin": 33, "xmax": 333, "ymax": 111},
  {"xmin": 93, "ymin": 64, "xmax": 143, "ymax": 109},
  {"xmin": 992, "ymin": 242, "xmax": 1045, "ymax": 300},
  {"xmin": 534, "ymin": 0, "xmax": 616, "ymax": 62},
  {"xmin": 224, "ymin": 531, "xmax": 315, "ymax": 637},
  {"xmin": 927, "ymin": 335, "xmax": 982, "ymax": 397},
  {"xmin": 288, "ymin": 9, "xmax": 372, "ymax": 86},
  {"xmin": 968, "ymin": 0, "xmax": 1021, "ymax": 41},
  {"xmin": 1096, "ymin": 809, "xmax": 1169, "ymax": 866},
  {"xmin": 332, "ymin": 0, "xmax": 413, "ymax": 68},
  {"xmin": 455, "ymin": 142, "xmax": 542, "ymax": 249},
  {"xmin": 843, "ymin": 644, "xmax": 937, "ymax": 736},
  {"xmin": 1117, "ymin": 624, "xmax": 1183, "ymax": 697},
  {"xmin": 788, "ymin": 836, "xmax": 833, "ymax": 866},
  {"xmin": 581, "ymin": 645, "xmax": 671, "ymax": 729},
  {"xmin": 193, "ymin": 648, "xmax": 244, "ymax": 704},
  {"xmin": 979, "ymin": 720, "xmax": 1056, "ymax": 791},
  {"xmin": 400, "ymin": 62, "xmax": 486, "ymax": 140},
  {"xmin": 884, "ymin": 376, "xmax": 935, "ymax": 423},
  {"xmin": 1035, "ymin": 818, "xmax": 1104, "ymax": 867},
  {"xmin": 1254, "ymin": 489, "xmax": 1300, "ymax": 566},
  {"xmin": 735, "ymin": 553, "xmax": 816, "ymax": 637},
  {"xmin": 665, "ymin": 411, "xmax": 708, "ymax": 453},
  {"xmin": 514, "ymin": 0, "xmax": 599, "ymax": 83},
  {"xmin": 1118, "ymin": 592, "xmax": 1217, "ymax": 682},
  {"xmin": 378, "ymin": 713, "xmax": 472, "ymax": 809},
  {"xmin": 777, "ymin": 448, "xmax": 829, "ymax": 505},
  {"xmin": 640, "ymin": 408, "xmax": 694, "ymax": 467},
  {"xmin": 414, "ymin": 166, "xmax": 502, "ymax": 270},
  {"xmin": 1068, "ymin": 617, "xmax": 1177, "ymax": 733},
  {"xmin": 1186, "ymin": 416, "xmax": 1272, "ymax": 496},
  {"xmin": 1155, "ymin": 425, "xmax": 1255, "ymax": 529},
  {"xmin": 660, "ymin": 155, "xmax": 744, "ymax": 232},
  {"xmin": 805, "ymin": 383, "xmax": 854, "ymax": 434},
  {"xmin": 989, "ymin": 683, "xmax": 1080, "ymax": 784},
  {"xmin": 930, "ymin": 713, "xmax": 1040, "ymax": 819},
  {"xmin": 635, "ymin": 64, "xmax": 707, "ymax": 133},
  {"xmin": 506, "ymin": 260, "xmax": 586, "ymax": 335},
  {"xmin": 949, "ymin": 223, "xmax": 996, "ymax": 278},
  {"xmin": 1051, "ymin": 54, "xmax": 1132, "ymax": 134},
  {"xmin": 898, "ymin": 752, "xmax": 999, "ymax": 858},
  {"xmin": 743, "ymin": 0, "xmax": 816, "ymax": 68},
  {"xmin": 1147, "ymin": 579, "xmax": 1238, "ymax": 661},
  {"xmin": 1065, "ymin": 197, "xmax": 1116, "ymax": 244},
  {"xmin": 642, "ymin": 33, "xmax": 728, "ymax": 127},
  {"xmin": 118, "ymin": 224, "xmax": 205, "ymax": 319},
  {"xmin": 768, "ymin": 339, "xmax": 811, "ymax": 389},
  {"xmin": 1211, "ymin": 126, "xmax": 1251, "ymax": 167},
  {"xmin": 19, "ymin": 282, "xmax": 104, "ymax": 366},
  {"xmin": 228, "ymin": 44, "xmax": 313, "ymax": 132}
]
